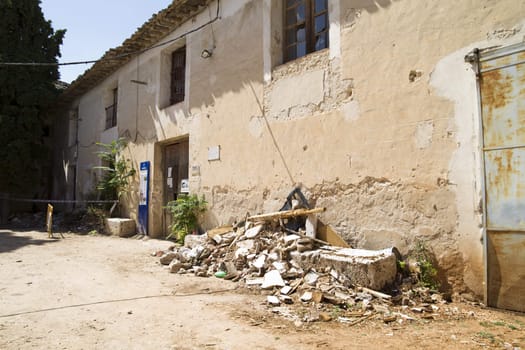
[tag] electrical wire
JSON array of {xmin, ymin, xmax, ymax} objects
[{"xmin": 0, "ymin": 0, "xmax": 221, "ymax": 68}]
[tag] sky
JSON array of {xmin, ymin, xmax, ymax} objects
[{"xmin": 40, "ymin": 0, "xmax": 173, "ymax": 83}]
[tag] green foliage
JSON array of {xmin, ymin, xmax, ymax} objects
[
  {"xmin": 476, "ymin": 331, "xmax": 496, "ymax": 343},
  {"xmin": 94, "ymin": 138, "xmax": 136, "ymax": 201},
  {"xmin": 165, "ymin": 194, "xmax": 207, "ymax": 242},
  {"xmin": 412, "ymin": 240, "xmax": 440, "ymax": 290},
  {"xmin": 0, "ymin": 0, "xmax": 65, "ymax": 193},
  {"xmin": 86, "ymin": 205, "xmax": 107, "ymax": 229}
]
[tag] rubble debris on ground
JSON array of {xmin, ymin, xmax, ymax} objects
[
  {"xmin": 153, "ymin": 190, "xmax": 460, "ymax": 326},
  {"xmin": 155, "ymin": 188, "xmax": 485, "ymax": 326}
]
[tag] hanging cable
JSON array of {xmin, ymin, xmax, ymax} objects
[{"xmin": 0, "ymin": 0, "xmax": 221, "ymax": 68}]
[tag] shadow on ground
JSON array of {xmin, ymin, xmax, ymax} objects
[{"xmin": 0, "ymin": 230, "xmax": 58, "ymax": 254}]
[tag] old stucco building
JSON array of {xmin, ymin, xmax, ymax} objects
[{"xmin": 53, "ymin": 0, "xmax": 525, "ymax": 311}]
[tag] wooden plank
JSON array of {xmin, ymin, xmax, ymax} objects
[
  {"xmin": 207, "ymin": 225, "xmax": 233, "ymax": 239},
  {"xmin": 316, "ymin": 220, "xmax": 350, "ymax": 248},
  {"xmin": 247, "ymin": 207, "xmax": 325, "ymax": 222}
]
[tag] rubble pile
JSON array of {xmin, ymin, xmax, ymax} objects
[{"xmin": 154, "ymin": 218, "xmax": 453, "ymax": 325}]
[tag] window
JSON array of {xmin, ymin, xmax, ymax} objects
[
  {"xmin": 284, "ymin": 0, "xmax": 329, "ymax": 62},
  {"xmin": 170, "ymin": 47, "xmax": 186, "ymax": 105},
  {"xmin": 68, "ymin": 107, "xmax": 78, "ymax": 147},
  {"xmin": 105, "ymin": 88, "xmax": 117, "ymax": 129}
]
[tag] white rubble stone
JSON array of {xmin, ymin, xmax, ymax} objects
[
  {"xmin": 305, "ymin": 271, "xmax": 319, "ymax": 286},
  {"xmin": 291, "ymin": 247, "xmax": 398, "ymax": 290},
  {"xmin": 267, "ymin": 295, "xmax": 281, "ymax": 306},
  {"xmin": 245, "ymin": 278, "xmax": 264, "ymax": 285},
  {"xmin": 235, "ymin": 247, "xmax": 250, "ymax": 259},
  {"xmin": 280, "ymin": 286, "xmax": 292, "ymax": 295},
  {"xmin": 105, "ymin": 218, "xmax": 135, "ymax": 237},
  {"xmin": 272, "ymin": 261, "xmax": 287, "ymax": 274},
  {"xmin": 184, "ymin": 234, "xmax": 207, "ymax": 248},
  {"xmin": 252, "ymin": 254, "xmax": 266, "ymax": 269},
  {"xmin": 245, "ymin": 224, "xmax": 264, "ymax": 239},
  {"xmin": 236, "ymin": 239, "xmax": 255, "ymax": 251},
  {"xmin": 300, "ymin": 291, "xmax": 313, "ymax": 302},
  {"xmin": 261, "ymin": 270, "xmax": 285, "ymax": 289}
]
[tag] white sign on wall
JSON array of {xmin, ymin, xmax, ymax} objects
[
  {"xmin": 208, "ymin": 145, "xmax": 220, "ymax": 161},
  {"xmin": 180, "ymin": 179, "xmax": 189, "ymax": 193}
]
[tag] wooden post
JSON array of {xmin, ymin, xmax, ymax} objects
[{"xmin": 46, "ymin": 204, "xmax": 53, "ymax": 238}]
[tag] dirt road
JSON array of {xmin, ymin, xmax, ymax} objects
[{"xmin": 0, "ymin": 229, "xmax": 524, "ymax": 349}]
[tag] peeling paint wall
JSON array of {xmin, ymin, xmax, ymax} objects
[{"xmin": 59, "ymin": 0, "xmax": 525, "ymax": 298}]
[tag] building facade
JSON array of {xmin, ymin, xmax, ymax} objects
[{"xmin": 53, "ymin": 0, "xmax": 525, "ymax": 311}]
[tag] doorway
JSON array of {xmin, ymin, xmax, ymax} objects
[
  {"xmin": 478, "ymin": 42, "xmax": 525, "ymax": 312},
  {"xmin": 163, "ymin": 139, "xmax": 189, "ymax": 236}
]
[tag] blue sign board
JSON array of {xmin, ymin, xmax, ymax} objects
[{"xmin": 138, "ymin": 161, "xmax": 150, "ymax": 235}]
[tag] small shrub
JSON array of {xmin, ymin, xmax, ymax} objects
[
  {"xmin": 165, "ymin": 194, "xmax": 207, "ymax": 243},
  {"xmin": 411, "ymin": 240, "xmax": 440, "ymax": 290},
  {"xmin": 94, "ymin": 138, "xmax": 136, "ymax": 216}
]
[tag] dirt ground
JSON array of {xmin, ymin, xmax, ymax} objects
[{"xmin": 0, "ymin": 229, "xmax": 524, "ymax": 350}]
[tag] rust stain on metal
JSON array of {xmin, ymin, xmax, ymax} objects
[
  {"xmin": 482, "ymin": 45, "xmax": 525, "ymax": 314},
  {"xmin": 487, "ymin": 231, "xmax": 525, "ymax": 312},
  {"xmin": 481, "ymin": 69, "xmax": 513, "ymax": 110}
]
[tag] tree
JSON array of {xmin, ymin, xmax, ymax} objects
[{"xmin": 0, "ymin": 0, "xmax": 65, "ymax": 195}]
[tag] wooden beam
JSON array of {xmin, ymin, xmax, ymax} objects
[{"xmin": 247, "ymin": 207, "xmax": 326, "ymax": 222}]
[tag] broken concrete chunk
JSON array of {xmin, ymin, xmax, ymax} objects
[
  {"xmin": 245, "ymin": 278, "xmax": 264, "ymax": 285},
  {"xmin": 300, "ymin": 291, "xmax": 313, "ymax": 302},
  {"xmin": 212, "ymin": 235, "xmax": 223, "ymax": 244},
  {"xmin": 305, "ymin": 214, "xmax": 317, "ymax": 238},
  {"xmin": 267, "ymin": 295, "xmax": 281, "ymax": 306},
  {"xmin": 280, "ymin": 286, "xmax": 292, "ymax": 295},
  {"xmin": 272, "ymin": 261, "xmax": 287, "ymax": 274},
  {"xmin": 252, "ymin": 254, "xmax": 266, "ymax": 269},
  {"xmin": 305, "ymin": 271, "xmax": 319, "ymax": 286},
  {"xmin": 160, "ymin": 252, "xmax": 177, "ymax": 265},
  {"xmin": 169, "ymin": 259, "xmax": 183, "ymax": 273},
  {"xmin": 184, "ymin": 234, "xmax": 207, "ymax": 249},
  {"xmin": 292, "ymin": 247, "xmax": 397, "ymax": 290},
  {"xmin": 235, "ymin": 247, "xmax": 250, "ymax": 259},
  {"xmin": 245, "ymin": 224, "xmax": 264, "ymax": 239},
  {"xmin": 267, "ymin": 252, "xmax": 279, "ymax": 262},
  {"xmin": 236, "ymin": 239, "xmax": 255, "ymax": 251},
  {"xmin": 284, "ymin": 234, "xmax": 301, "ymax": 243},
  {"xmin": 261, "ymin": 270, "xmax": 285, "ymax": 289}
]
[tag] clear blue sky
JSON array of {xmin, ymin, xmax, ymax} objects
[{"xmin": 40, "ymin": 0, "xmax": 173, "ymax": 83}]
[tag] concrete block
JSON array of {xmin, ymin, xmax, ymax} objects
[
  {"xmin": 291, "ymin": 247, "xmax": 397, "ymax": 291},
  {"xmin": 184, "ymin": 234, "xmax": 207, "ymax": 248},
  {"xmin": 105, "ymin": 218, "xmax": 136, "ymax": 237}
]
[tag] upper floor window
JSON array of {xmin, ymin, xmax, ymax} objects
[
  {"xmin": 105, "ymin": 87, "xmax": 118, "ymax": 130},
  {"xmin": 284, "ymin": 0, "xmax": 329, "ymax": 63},
  {"xmin": 170, "ymin": 46, "xmax": 186, "ymax": 105}
]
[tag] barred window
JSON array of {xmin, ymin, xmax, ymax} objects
[{"xmin": 170, "ymin": 47, "xmax": 186, "ymax": 105}]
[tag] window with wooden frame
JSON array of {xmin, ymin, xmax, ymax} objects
[
  {"xmin": 284, "ymin": 0, "xmax": 329, "ymax": 63},
  {"xmin": 105, "ymin": 88, "xmax": 118, "ymax": 130},
  {"xmin": 170, "ymin": 47, "xmax": 186, "ymax": 105}
]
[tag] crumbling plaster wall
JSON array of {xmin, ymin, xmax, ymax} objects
[
  {"xmin": 109, "ymin": 0, "xmax": 266, "ymax": 235},
  {"xmin": 304, "ymin": 0, "xmax": 524, "ymax": 296},
  {"xmin": 70, "ymin": 0, "xmax": 525, "ymax": 297},
  {"xmin": 208, "ymin": 0, "xmax": 525, "ymax": 296}
]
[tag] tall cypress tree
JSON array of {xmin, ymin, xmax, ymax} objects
[{"xmin": 0, "ymin": 0, "xmax": 65, "ymax": 196}]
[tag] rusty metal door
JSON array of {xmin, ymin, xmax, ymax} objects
[
  {"xmin": 479, "ymin": 43, "xmax": 525, "ymax": 312},
  {"xmin": 163, "ymin": 139, "xmax": 189, "ymax": 235}
]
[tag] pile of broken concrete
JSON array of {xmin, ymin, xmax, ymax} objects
[{"xmin": 154, "ymin": 207, "xmax": 458, "ymax": 325}]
